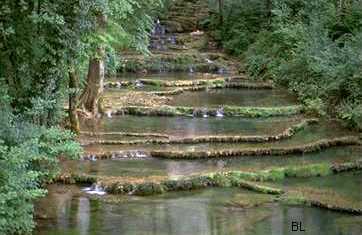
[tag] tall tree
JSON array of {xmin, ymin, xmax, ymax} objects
[
  {"xmin": 80, "ymin": 14, "xmax": 107, "ymax": 116},
  {"xmin": 218, "ymin": 0, "xmax": 224, "ymax": 24},
  {"xmin": 79, "ymin": 0, "xmax": 161, "ymax": 116}
]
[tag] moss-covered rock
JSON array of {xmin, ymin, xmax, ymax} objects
[
  {"xmin": 119, "ymin": 53, "xmax": 225, "ymax": 73},
  {"xmin": 281, "ymin": 188, "xmax": 362, "ymax": 215},
  {"xmin": 82, "ymin": 119, "xmax": 318, "ymax": 146},
  {"xmin": 59, "ymin": 159, "xmax": 362, "ymax": 199},
  {"xmin": 110, "ymin": 105, "xmax": 303, "ymax": 118},
  {"xmin": 150, "ymin": 136, "xmax": 361, "ymax": 159}
]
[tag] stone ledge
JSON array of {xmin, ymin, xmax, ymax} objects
[
  {"xmin": 83, "ymin": 119, "xmax": 318, "ymax": 146},
  {"xmin": 109, "ymin": 105, "xmax": 303, "ymax": 118}
]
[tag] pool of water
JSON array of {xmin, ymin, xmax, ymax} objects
[
  {"xmin": 65, "ymin": 147, "xmax": 362, "ymax": 179},
  {"xmin": 80, "ymin": 115, "xmax": 304, "ymax": 138},
  {"xmin": 81, "ymin": 119, "xmax": 355, "ymax": 153},
  {"xmin": 105, "ymin": 86, "xmax": 174, "ymax": 93},
  {"xmin": 165, "ymin": 89, "xmax": 298, "ymax": 107},
  {"xmin": 34, "ymin": 185, "xmax": 362, "ymax": 235},
  {"xmin": 278, "ymin": 171, "xmax": 362, "ymax": 203},
  {"xmin": 109, "ymin": 72, "xmax": 225, "ymax": 81}
]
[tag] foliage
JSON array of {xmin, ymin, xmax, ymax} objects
[
  {"xmin": 0, "ymin": 108, "xmax": 82, "ymax": 234},
  {"xmin": 211, "ymin": 0, "xmax": 362, "ymax": 129},
  {"xmin": 207, "ymin": 0, "xmax": 270, "ymax": 54},
  {"xmin": 0, "ymin": 0, "xmax": 163, "ymax": 234}
]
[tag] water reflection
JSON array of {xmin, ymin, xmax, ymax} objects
[
  {"xmin": 64, "ymin": 147, "xmax": 362, "ymax": 178},
  {"xmin": 35, "ymin": 186, "xmax": 362, "ymax": 235},
  {"xmin": 77, "ymin": 197, "xmax": 90, "ymax": 235},
  {"xmin": 166, "ymin": 89, "xmax": 298, "ymax": 107},
  {"xmin": 80, "ymin": 115, "xmax": 302, "ymax": 137}
]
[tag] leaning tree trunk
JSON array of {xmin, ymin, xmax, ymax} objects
[
  {"xmin": 218, "ymin": 0, "xmax": 224, "ymax": 25},
  {"xmin": 80, "ymin": 53, "xmax": 105, "ymax": 116},
  {"xmin": 68, "ymin": 68, "xmax": 80, "ymax": 134},
  {"xmin": 80, "ymin": 14, "xmax": 107, "ymax": 116}
]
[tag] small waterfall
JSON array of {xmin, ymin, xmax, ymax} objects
[
  {"xmin": 202, "ymin": 108, "xmax": 208, "ymax": 118},
  {"xmin": 189, "ymin": 65, "xmax": 195, "ymax": 74},
  {"xmin": 105, "ymin": 110, "xmax": 112, "ymax": 118},
  {"xmin": 135, "ymin": 80, "xmax": 144, "ymax": 88},
  {"xmin": 151, "ymin": 19, "xmax": 167, "ymax": 51},
  {"xmin": 115, "ymin": 81, "xmax": 122, "ymax": 89},
  {"xmin": 154, "ymin": 19, "xmax": 165, "ymax": 36},
  {"xmin": 205, "ymin": 58, "xmax": 214, "ymax": 64},
  {"xmin": 83, "ymin": 154, "xmax": 97, "ymax": 161},
  {"xmin": 82, "ymin": 183, "xmax": 106, "ymax": 196},
  {"xmin": 91, "ymin": 155, "xmax": 97, "ymax": 161},
  {"xmin": 216, "ymin": 107, "xmax": 224, "ymax": 118},
  {"xmin": 111, "ymin": 150, "xmax": 149, "ymax": 159}
]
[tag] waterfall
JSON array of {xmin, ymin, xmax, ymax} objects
[
  {"xmin": 116, "ymin": 81, "xmax": 122, "ymax": 89},
  {"xmin": 216, "ymin": 107, "xmax": 224, "ymax": 118},
  {"xmin": 82, "ymin": 183, "xmax": 106, "ymax": 196},
  {"xmin": 202, "ymin": 108, "xmax": 208, "ymax": 118},
  {"xmin": 135, "ymin": 80, "xmax": 144, "ymax": 88},
  {"xmin": 105, "ymin": 110, "xmax": 112, "ymax": 118},
  {"xmin": 189, "ymin": 65, "xmax": 194, "ymax": 74},
  {"xmin": 205, "ymin": 58, "xmax": 214, "ymax": 64}
]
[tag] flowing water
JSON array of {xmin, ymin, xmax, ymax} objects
[
  {"xmin": 35, "ymin": 3, "xmax": 362, "ymax": 234},
  {"xmin": 165, "ymin": 88, "xmax": 298, "ymax": 107},
  {"xmin": 64, "ymin": 147, "xmax": 362, "ymax": 179},
  {"xmin": 111, "ymin": 72, "xmax": 226, "ymax": 81},
  {"xmin": 34, "ymin": 185, "xmax": 362, "ymax": 235},
  {"xmin": 80, "ymin": 115, "xmax": 304, "ymax": 137},
  {"xmin": 36, "ymin": 58, "xmax": 362, "ymax": 235}
]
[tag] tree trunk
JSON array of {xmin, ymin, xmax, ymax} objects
[
  {"xmin": 266, "ymin": 0, "xmax": 272, "ymax": 26},
  {"xmin": 218, "ymin": 0, "xmax": 224, "ymax": 25},
  {"xmin": 80, "ymin": 14, "xmax": 107, "ymax": 116},
  {"xmin": 69, "ymin": 68, "xmax": 80, "ymax": 134},
  {"xmin": 81, "ymin": 54, "xmax": 105, "ymax": 116}
]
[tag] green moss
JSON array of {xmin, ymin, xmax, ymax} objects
[
  {"xmin": 213, "ymin": 173, "xmax": 233, "ymax": 187},
  {"xmin": 61, "ymin": 160, "xmax": 362, "ymax": 197},
  {"xmin": 285, "ymin": 164, "xmax": 332, "ymax": 178},
  {"xmin": 223, "ymin": 105, "xmax": 303, "ymax": 118},
  {"xmin": 267, "ymin": 168, "xmax": 286, "ymax": 181},
  {"xmin": 119, "ymin": 53, "xmax": 226, "ymax": 73},
  {"xmin": 114, "ymin": 105, "xmax": 303, "ymax": 118},
  {"xmin": 133, "ymin": 182, "xmax": 165, "ymax": 196},
  {"xmin": 281, "ymin": 195, "xmax": 308, "ymax": 206}
]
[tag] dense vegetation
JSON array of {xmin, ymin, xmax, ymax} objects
[
  {"xmin": 0, "ymin": 1, "xmax": 161, "ymax": 234},
  {"xmin": 1, "ymin": 0, "xmax": 361, "ymax": 234},
  {"xmin": 208, "ymin": 0, "xmax": 362, "ymax": 130}
]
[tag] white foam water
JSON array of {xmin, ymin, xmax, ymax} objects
[{"xmin": 82, "ymin": 184, "xmax": 106, "ymax": 196}]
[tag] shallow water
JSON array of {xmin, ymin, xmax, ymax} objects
[
  {"xmin": 65, "ymin": 147, "xmax": 362, "ymax": 179},
  {"xmin": 80, "ymin": 115, "xmax": 304, "ymax": 138},
  {"xmin": 110, "ymin": 72, "xmax": 226, "ymax": 81},
  {"xmin": 82, "ymin": 120, "xmax": 356, "ymax": 154},
  {"xmin": 63, "ymin": 71, "xmax": 361, "ymax": 234},
  {"xmin": 34, "ymin": 185, "xmax": 362, "ymax": 235},
  {"xmin": 278, "ymin": 171, "xmax": 362, "ymax": 203},
  {"xmin": 166, "ymin": 89, "xmax": 298, "ymax": 107}
]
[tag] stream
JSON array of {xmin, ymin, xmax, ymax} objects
[{"xmin": 34, "ymin": 1, "xmax": 362, "ymax": 234}]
